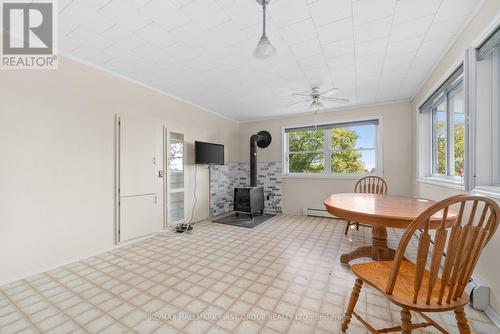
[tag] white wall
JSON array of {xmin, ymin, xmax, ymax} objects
[
  {"xmin": 0, "ymin": 56, "xmax": 240, "ymax": 284},
  {"xmin": 411, "ymin": 0, "xmax": 500, "ymax": 312},
  {"xmin": 239, "ymin": 102, "xmax": 414, "ymax": 214}
]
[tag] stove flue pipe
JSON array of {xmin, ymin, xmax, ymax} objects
[
  {"xmin": 249, "ymin": 131, "xmax": 272, "ymax": 187},
  {"xmin": 250, "ymin": 134, "xmax": 259, "ymax": 187}
]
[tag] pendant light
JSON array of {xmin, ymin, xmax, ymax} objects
[{"xmin": 254, "ymin": 0, "xmax": 276, "ymax": 59}]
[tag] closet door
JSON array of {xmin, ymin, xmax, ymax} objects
[{"xmin": 118, "ymin": 117, "xmax": 164, "ymax": 242}]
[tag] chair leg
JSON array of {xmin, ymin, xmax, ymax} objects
[
  {"xmin": 344, "ymin": 221, "xmax": 351, "ymax": 235},
  {"xmin": 454, "ymin": 307, "xmax": 471, "ymax": 334},
  {"xmin": 400, "ymin": 308, "xmax": 412, "ymax": 334},
  {"xmin": 341, "ymin": 278, "xmax": 363, "ymax": 331}
]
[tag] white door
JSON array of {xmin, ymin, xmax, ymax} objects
[{"xmin": 118, "ymin": 117, "xmax": 164, "ymax": 242}]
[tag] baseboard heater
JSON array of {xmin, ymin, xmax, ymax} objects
[{"xmin": 303, "ymin": 208, "xmax": 338, "ymax": 219}]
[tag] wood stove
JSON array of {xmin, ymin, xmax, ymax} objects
[
  {"xmin": 234, "ymin": 131, "xmax": 272, "ymax": 218},
  {"xmin": 234, "ymin": 187, "xmax": 264, "ymax": 218}
]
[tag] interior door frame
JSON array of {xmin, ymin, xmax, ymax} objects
[{"xmin": 114, "ymin": 114, "xmax": 168, "ymax": 244}]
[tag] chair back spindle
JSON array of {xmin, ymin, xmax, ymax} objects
[
  {"xmin": 355, "ymin": 176, "xmax": 388, "ymax": 195},
  {"xmin": 385, "ymin": 195, "xmax": 499, "ymax": 307}
]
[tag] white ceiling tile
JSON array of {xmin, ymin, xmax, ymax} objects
[
  {"xmin": 386, "ymin": 36, "xmax": 423, "ymax": 58},
  {"xmin": 60, "ymin": 0, "xmax": 479, "ymax": 121},
  {"xmin": 434, "ymin": 0, "xmax": 477, "ymax": 23},
  {"xmin": 134, "ymin": 22, "xmax": 178, "ymax": 48},
  {"xmin": 98, "ymin": 1, "xmax": 152, "ymax": 32},
  {"xmin": 100, "ymin": 25, "xmax": 144, "ymax": 49},
  {"xmin": 393, "ymin": 0, "xmax": 441, "ymax": 23},
  {"xmin": 59, "ymin": 0, "xmax": 114, "ymax": 35},
  {"xmin": 327, "ymin": 53, "xmax": 355, "ymax": 71},
  {"xmin": 390, "ymin": 16, "xmax": 433, "ymax": 42},
  {"xmin": 298, "ymin": 54, "xmax": 327, "ymax": 71},
  {"xmin": 222, "ymin": 0, "xmax": 262, "ymax": 29},
  {"xmin": 279, "ymin": 19, "xmax": 317, "ymax": 45},
  {"xmin": 72, "ymin": 44, "xmax": 114, "ymax": 64},
  {"xmin": 200, "ymin": 21, "xmax": 247, "ymax": 47},
  {"xmin": 140, "ymin": 0, "xmax": 191, "ymax": 31},
  {"xmin": 180, "ymin": 0, "xmax": 230, "ymax": 30},
  {"xmin": 425, "ymin": 17, "xmax": 464, "ymax": 42},
  {"xmin": 270, "ymin": 0, "xmax": 310, "ymax": 28},
  {"xmin": 171, "ymin": 0, "xmax": 195, "ymax": 8},
  {"xmin": 418, "ymin": 37, "xmax": 448, "ymax": 58},
  {"xmin": 215, "ymin": 0, "xmax": 235, "ymax": 6},
  {"xmin": 164, "ymin": 41, "xmax": 201, "ymax": 61},
  {"xmin": 309, "ymin": 0, "xmax": 351, "ymax": 27},
  {"xmin": 289, "ymin": 39, "xmax": 322, "ymax": 59},
  {"xmin": 66, "ymin": 26, "xmax": 114, "ymax": 50},
  {"xmin": 352, "ymin": 0, "xmax": 396, "ymax": 26},
  {"xmin": 355, "ymin": 38, "xmax": 387, "ymax": 57},
  {"xmin": 353, "ymin": 17, "xmax": 392, "ymax": 44},
  {"xmin": 322, "ymin": 38, "xmax": 354, "ymax": 58},
  {"xmin": 316, "ymin": 17, "xmax": 353, "ymax": 44},
  {"xmin": 303, "ymin": 66, "xmax": 333, "ymax": 86}
]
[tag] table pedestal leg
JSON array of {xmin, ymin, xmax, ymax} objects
[{"xmin": 340, "ymin": 226, "xmax": 396, "ymax": 264}]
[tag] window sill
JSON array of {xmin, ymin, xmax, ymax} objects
[
  {"xmin": 417, "ymin": 177, "xmax": 466, "ymax": 191},
  {"xmin": 284, "ymin": 173, "xmax": 376, "ymax": 180},
  {"xmin": 473, "ymin": 186, "xmax": 500, "ymax": 200}
]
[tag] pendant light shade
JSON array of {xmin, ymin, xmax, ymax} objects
[
  {"xmin": 254, "ymin": 35, "xmax": 276, "ymax": 59},
  {"xmin": 254, "ymin": 0, "xmax": 276, "ymax": 59}
]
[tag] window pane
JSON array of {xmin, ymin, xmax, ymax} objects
[
  {"xmin": 288, "ymin": 129, "xmax": 324, "ymax": 152},
  {"xmin": 332, "ymin": 125, "xmax": 375, "ymax": 150},
  {"xmin": 332, "ymin": 150, "xmax": 375, "ymax": 174},
  {"xmin": 289, "ymin": 153, "xmax": 324, "ymax": 173},
  {"xmin": 432, "ymin": 101, "xmax": 447, "ymax": 175},
  {"xmin": 449, "ymin": 83, "xmax": 465, "ymax": 176}
]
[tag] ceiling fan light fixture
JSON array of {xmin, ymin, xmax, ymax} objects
[{"xmin": 254, "ymin": 0, "xmax": 276, "ymax": 60}]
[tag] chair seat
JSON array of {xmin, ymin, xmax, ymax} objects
[{"xmin": 351, "ymin": 260, "xmax": 470, "ymax": 311}]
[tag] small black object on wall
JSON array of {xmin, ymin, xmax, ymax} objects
[{"xmin": 234, "ymin": 131, "xmax": 272, "ymax": 218}]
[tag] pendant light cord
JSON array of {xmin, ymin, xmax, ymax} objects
[{"xmin": 262, "ymin": 0, "xmax": 267, "ymax": 37}]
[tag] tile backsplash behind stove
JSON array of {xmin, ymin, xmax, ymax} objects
[{"xmin": 209, "ymin": 163, "xmax": 282, "ymax": 217}]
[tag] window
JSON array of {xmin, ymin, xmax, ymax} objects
[
  {"xmin": 474, "ymin": 32, "xmax": 500, "ymax": 190},
  {"xmin": 430, "ymin": 81, "xmax": 465, "ymax": 177},
  {"xmin": 419, "ymin": 65, "xmax": 464, "ymax": 182},
  {"xmin": 284, "ymin": 119, "xmax": 380, "ymax": 176}
]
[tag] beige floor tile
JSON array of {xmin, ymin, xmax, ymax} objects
[{"xmin": 0, "ymin": 215, "xmax": 497, "ymax": 334}]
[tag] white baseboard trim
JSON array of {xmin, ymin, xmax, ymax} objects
[
  {"xmin": 485, "ymin": 306, "xmax": 500, "ymax": 329},
  {"xmin": 303, "ymin": 207, "xmax": 339, "ymax": 219},
  {"xmin": 0, "ymin": 233, "xmax": 160, "ymax": 287}
]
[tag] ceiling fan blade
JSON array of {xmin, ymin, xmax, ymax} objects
[
  {"xmin": 323, "ymin": 97, "xmax": 350, "ymax": 103},
  {"xmin": 287, "ymin": 100, "xmax": 310, "ymax": 107},
  {"xmin": 319, "ymin": 87, "xmax": 339, "ymax": 96},
  {"xmin": 291, "ymin": 93, "xmax": 312, "ymax": 97}
]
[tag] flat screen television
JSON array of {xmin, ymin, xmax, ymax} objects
[{"xmin": 195, "ymin": 141, "xmax": 224, "ymax": 165}]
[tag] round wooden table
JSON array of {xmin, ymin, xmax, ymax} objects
[{"xmin": 324, "ymin": 193, "xmax": 456, "ymax": 264}]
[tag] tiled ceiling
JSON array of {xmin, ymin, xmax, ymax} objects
[{"xmin": 59, "ymin": 0, "xmax": 480, "ymax": 121}]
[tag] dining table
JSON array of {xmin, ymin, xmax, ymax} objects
[{"xmin": 324, "ymin": 193, "xmax": 457, "ymax": 264}]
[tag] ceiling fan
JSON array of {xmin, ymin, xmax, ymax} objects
[{"xmin": 288, "ymin": 87, "xmax": 350, "ymax": 110}]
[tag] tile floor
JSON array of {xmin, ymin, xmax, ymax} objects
[{"xmin": 0, "ymin": 215, "xmax": 498, "ymax": 334}]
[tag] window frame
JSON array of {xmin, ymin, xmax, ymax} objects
[
  {"xmin": 282, "ymin": 116, "xmax": 383, "ymax": 179},
  {"xmin": 429, "ymin": 77, "xmax": 464, "ymax": 180},
  {"xmin": 417, "ymin": 63, "xmax": 466, "ymax": 188},
  {"xmin": 416, "ymin": 19, "xmax": 500, "ymax": 196}
]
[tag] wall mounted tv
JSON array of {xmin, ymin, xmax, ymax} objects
[{"xmin": 195, "ymin": 141, "xmax": 224, "ymax": 165}]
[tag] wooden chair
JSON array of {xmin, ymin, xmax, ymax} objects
[
  {"xmin": 345, "ymin": 176, "xmax": 388, "ymax": 235},
  {"xmin": 342, "ymin": 194, "xmax": 500, "ymax": 334}
]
